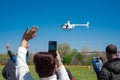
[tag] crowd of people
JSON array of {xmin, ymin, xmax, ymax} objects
[
  {"xmin": 92, "ymin": 44, "xmax": 120, "ymax": 80},
  {"xmin": 2, "ymin": 27, "xmax": 75, "ymax": 80},
  {"xmin": 2, "ymin": 26, "xmax": 120, "ymax": 80},
  {"xmin": 92, "ymin": 56, "xmax": 103, "ymax": 80}
]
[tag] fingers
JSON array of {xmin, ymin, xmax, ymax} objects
[
  {"xmin": 29, "ymin": 26, "xmax": 39, "ymax": 34},
  {"xmin": 32, "ymin": 26, "xmax": 39, "ymax": 33},
  {"xmin": 56, "ymin": 51, "xmax": 63, "ymax": 67},
  {"xmin": 22, "ymin": 26, "xmax": 39, "ymax": 41},
  {"xmin": 32, "ymin": 33, "xmax": 36, "ymax": 38},
  {"xmin": 29, "ymin": 26, "xmax": 35, "ymax": 33},
  {"xmin": 24, "ymin": 27, "xmax": 29, "ymax": 34},
  {"xmin": 34, "ymin": 26, "xmax": 39, "ymax": 31}
]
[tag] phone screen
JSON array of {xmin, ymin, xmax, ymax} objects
[
  {"xmin": 48, "ymin": 41, "xmax": 57, "ymax": 51},
  {"xmin": 48, "ymin": 41, "xmax": 57, "ymax": 57}
]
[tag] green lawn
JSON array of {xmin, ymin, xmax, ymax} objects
[
  {"xmin": 0, "ymin": 65, "xmax": 97, "ymax": 80},
  {"xmin": 0, "ymin": 65, "xmax": 5, "ymax": 80}
]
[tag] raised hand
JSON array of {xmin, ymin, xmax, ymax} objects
[
  {"xmin": 22, "ymin": 26, "xmax": 39, "ymax": 41},
  {"xmin": 21, "ymin": 26, "xmax": 39, "ymax": 48},
  {"xmin": 6, "ymin": 43, "xmax": 10, "ymax": 50},
  {"xmin": 56, "ymin": 51, "xmax": 63, "ymax": 67}
]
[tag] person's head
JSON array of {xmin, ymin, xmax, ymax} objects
[
  {"xmin": 33, "ymin": 52, "xmax": 56, "ymax": 78},
  {"xmin": 93, "ymin": 57, "xmax": 96, "ymax": 60},
  {"xmin": 96, "ymin": 56, "xmax": 99, "ymax": 62},
  {"xmin": 106, "ymin": 44, "xmax": 118, "ymax": 60},
  {"xmin": 96, "ymin": 58, "xmax": 99, "ymax": 62}
]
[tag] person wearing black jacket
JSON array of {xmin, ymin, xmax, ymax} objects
[
  {"xmin": 100, "ymin": 44, "xmax": 120, "ymax": 80},
  {"xmin": 2, "ymin": 44, "xmax": 17, "ymax": 80},
  {"xmin": 6, "ymin": 44, "xmax": 29, "ymax": 62},
  {"xmin": 2, "ymin": 44, "xmax": 29, "ymax": 80}
]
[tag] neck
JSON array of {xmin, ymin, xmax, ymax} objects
[
  {"xmin": 112, "ymin": 55, "xmax": 118, "ymax": 59},
  {"xmin": 109, "ymin": 54, "xmax": 118, "ymax": 60}
]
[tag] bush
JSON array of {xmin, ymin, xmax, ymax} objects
[
  {"xmin": 63, "ymin": 54, "xmax": 73, "ymax": 65},
  {"xmin": 70, "ymin": 52, "xmax": 83, "ymax": 65}
]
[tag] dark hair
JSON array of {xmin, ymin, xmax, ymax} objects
[
  {"xmin": 33, "ymin": 52, "xmax": 56, "ymax": 78},
  {"xmin": 106, "ymin": 44, "xmax": 117, "ymax": 54}
]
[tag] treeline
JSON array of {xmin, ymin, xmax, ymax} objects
[
  {"xmin": 0, "ymin": 54, "xmax": 9, "ymax": 65},
  {"xmin": 0, "ymin": 43, "xmax": 107, "ymax": 65}
]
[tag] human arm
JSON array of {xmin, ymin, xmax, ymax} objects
[
  {"xmin": 8, "ymin": 50, "xmax": 13, "ymax": 60},
  {"xmin": 99, "ymin": 67, "xmax": 111, "ymax": 80},
  {"xmin": 66, "ymin": 68, "xmax": 73, "ymax": 79},
  {"xmin": 16, "ymin": 27, "xmax": 38, "ymax": 80},
  {"xmin": 56, "ymin": 51, "xmax": 70, "ymax": 80},
  {"xmin": 6, "ymin": 44, "xmax": 15, "ymax": 61},
  {"xmin": 18, "ymin": 27, "xmax": 38, "ymax": 63},
  {"xmin": 20, "ymin": 27, "xmax": 38, "ymax": 48}
]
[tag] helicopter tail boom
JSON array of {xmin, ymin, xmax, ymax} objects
[{"xmin": 73, "ymin": 21, "xmax": 89, "ymax": 28}]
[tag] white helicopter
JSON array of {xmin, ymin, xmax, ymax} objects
[{"xmin": 61, "ymin": 20, "xmax": 89, "ymax": 30}]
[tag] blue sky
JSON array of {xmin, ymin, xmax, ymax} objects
[{"xmin": 0, "ymin": 0, "xmax": 120, "ymax": 53}]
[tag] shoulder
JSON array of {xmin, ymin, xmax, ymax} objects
[
  {"xmin": 101, "ymin": 67, "xmax": 110, "ymax": 74},
  {"xmin": 99, "ymin": 63, "xmax": 111, "ymax": 80}
]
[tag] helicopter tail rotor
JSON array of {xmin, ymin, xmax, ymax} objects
[{"xmin": 86, "ymin": 21, "xmax": 90, "ymax": 28}]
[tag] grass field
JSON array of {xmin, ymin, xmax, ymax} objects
[{"xmin": 0, "ymin": 65, "xmax": 97, "ymax": 80}]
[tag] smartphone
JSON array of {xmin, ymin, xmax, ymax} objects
[{"xmin": 48, "ymin": 41, "xmax": 57, "ymax": 57}]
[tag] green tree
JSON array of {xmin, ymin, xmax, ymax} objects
[
  {"xmin": 58, "ymin": 43, "xmax": 71, "ymax": 56},
  {"xmin": 71, "ymin": 48, "xmax": 78, "ymax": 53},
  {"xmin": 70, "ymin": 49, "xmax": 83, "ymax": 65},
  {"xmin": 63, "ymin": 54, "xmax": 73, "ymax": 65}
]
